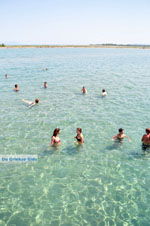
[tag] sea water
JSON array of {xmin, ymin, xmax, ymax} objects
[{"xmin": 0, "ymin": 48, "xmax": 150, "ymax": 225}]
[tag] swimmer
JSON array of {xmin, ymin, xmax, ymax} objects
[
  {"xmin": 42, "ymin": 68, "xmax": 48, "ymax": 71},
  {"xmin": 101, "ymin": 89, "xmax": 107, "ymax": 96},
  {"xmin": 51, "ymin": 128, "xmax": 61, "ymax": 146},
  {"xmin": 43, "ymin": 82, "xmax": 48, "ymax": 88},
  {"xmin": 112, "ymin": 128, "xmax": 131, "ymax": 142},
  {"xmin": 13, "ymin": 84, "xmax": 19, "ymax": 92},
  {"xmin": 22, "ymin": 98, "xmax": 40, "ymax": 108},
  {"xmin": 81, "ymin": 86, "xmax": 87, "ymax": 94},
  {"xmin": 74, "ymin": 128, "xmax": 84, "ymax": 144},
  {"xmin": 141, "ymin": 128, "xmax": 150, "ymax": 151},
  {"xmin": 5, "ymin": 74, "xmax": 8, "ymax": 79}
]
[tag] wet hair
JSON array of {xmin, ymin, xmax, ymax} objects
[
  {"xmin": 146, "ymin": 128, "xmax": 150, "ymax": 134},
  {"xmin": 53, "ymin": 128, "xmax": 60, "ymax": 137},
  {"xmin": 102, "ymin": 89, "xmax": 106, "ymax": 92},
  {"xmin": 77, "ymin": 128, "xmax": 82, "ymax": 133},
  {"xmin": 118, "ymin": 128, "xmax": 124, "ymax": 133},
  {"xmin": 44, "ymin": 82, "xmax": 47, "ymax": 84},
  {"xmin": 35, "ymin": 99, "xmax": 39, "ymax": 103},
  {"xmin": 15, "ymin": 84, "xmax": 18, "ymax": 88}
]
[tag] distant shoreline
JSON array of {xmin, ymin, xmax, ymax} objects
[{"xmin": 1, "ymin": 44, "xmax": 150, "ymax": 49}]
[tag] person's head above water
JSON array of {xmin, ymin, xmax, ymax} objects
[
  {"xmin": 102, "ymin": 89, "xmax": 106, "ymax": 92},
  {"xmin": 14, "ymin": 84, "xmax": 19, "ymax": 91},
  {"xmin": 35, "ymin": 99, "xmax": 39, "ymax": 103},
  {"xmin": 77, "ymin": 128, "xmax": 82, "ymax": 134},
  {"xmin": 145, "ymin": 128, "xmax": 150, "ymax": 134},
  {"xmin": 53, "ymin": 128, "xmax": 60, "ymax": 137},
  {"xmin": 118, "ymin": 128, "xmax": 124, "ymax": 133}
]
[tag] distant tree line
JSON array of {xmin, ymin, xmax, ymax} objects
[{"xmin": 0, "ymin": 43, "xmax": 5, "ymax": 47}]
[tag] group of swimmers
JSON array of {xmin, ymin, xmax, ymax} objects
[
  {"xmin": 50, "ymin": 127, "xmax": 150, "ymax": 151},
  {"xmin": 13, "ymin": 82, "xmax": 48, "ymax": 92},
  {"xmin": 12, "ymin": 82, "xmax": 48, "ymax": 107},
  {"xmin": 81, "ymin": 86, "xmax": 107, "ymax": 96},
  {"xmin": 12, "ymin": 82, "xmax": 107, "ymax": 108},
  {"xmin": 51, "ymin": 128, "xmax": 84, "ymax": 146},
  {"xmin": 13, "ymin": 83, "xmax": 106, "ymax": 96},
  {"xmin": 5, "ymin": 74, "xmax": 150, "ymax": 151}
]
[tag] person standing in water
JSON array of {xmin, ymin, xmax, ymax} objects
[
  {"xmin": 74, "ymin": 128, "xmax": 84, "ymax": 144},
  {"xmin": 101, "ymin": 89, "xmax": 107, "ymax": 96},
  {"xmin": 141, "ymin": 128, "xmax": 150, "ymax": 151},
  {"xmin": 112, "ymin": 128, "xmax": 131, "ymax": 143},
  {"xmin": 13, "ymin": 84, "xmax": 20, "ymax": 92},
  {"xmin": 51, "ymin": 128, "xmax": 61, "ymax": 146},
  {"xmin": 81, "ymin": 86, "xmax": 87, "ymax": 94},
  {"xmin": 43, "ymin": 82, "xmax": 48, "ymax": 88}
]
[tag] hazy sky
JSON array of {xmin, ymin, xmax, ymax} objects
[{"xmin": 1, "ymin": 0, "xmax": 150, "ymax": 44}]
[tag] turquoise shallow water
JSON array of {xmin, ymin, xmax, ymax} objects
[{"xmin": 0, "ymin": 48, "xmax": 150, "ymax": 225}]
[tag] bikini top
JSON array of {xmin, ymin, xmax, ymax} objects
[
  {"xmin": 76, "ymin": 136, "xmax": 82, "ymax": 142},
  {"xmin": 52, "ymin": 136, "xmax": 61, "ymax": 143},
  {"xmin": 76, "ymin": 134, "xmax": 84, "ymax": 142}
]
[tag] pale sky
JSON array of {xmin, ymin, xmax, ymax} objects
[{"xmin": 1, "ymin": 0, "xmax": 150, "ymax": 44}]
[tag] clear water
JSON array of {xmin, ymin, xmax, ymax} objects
[{"xmin": 0, "ymin": 48, "xmax": 150, "ymax": 225}]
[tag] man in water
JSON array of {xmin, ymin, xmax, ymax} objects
[
  {"xmin": 13, "ymin": 84, "xmax": 20, "ymax": 92},
  {"xmin": 141, "ymin": 128, "xmax": 150, "ymax": 151},
  {"xmin": 112, "ymin": 128, "xmax": 131, "ymax": 143},
  {"xmin": 81, "ymin": 86, "xmax": 87, "ymax": 94}
]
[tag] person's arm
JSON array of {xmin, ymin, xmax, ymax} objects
[
  {"xmin": 141, "ymin": 135, "xmax": 145, "ymax": 142},
  {"xmin": 80, "ymin": 134, "xmax": 84, "ymax": 143},
  {"xmin": 22, "ymin": 99, "xmax": 33, "ymax": 105},
  {"xmin": 51, "ymin": 137, "xmax": 55, "ymax": 145},
  {"xmin": 125, "ymin": 135, "xmax": 131, "ymax": 142},
  {"xmin": 28, "ymin": 103, "xmax": 36, "ymax": 108},
  {"xmin": 112, "ymin": 135, "xmax": 117, "ymax": 140}
]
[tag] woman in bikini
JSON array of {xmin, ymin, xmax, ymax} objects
[
  {"xmin": 141, "ymin": 128, "xmax": 150, "ymax": 151},
  {"xmin": 112, "ymin": 128, "xmax": 131, "ymax": 143},
  {"xmin": 74, "ymin": 128, "xmax": 84, "ymax": 144},
  {"xmin": 51, "ymin": 128, "xmax": 61, "ymax": 146}
]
